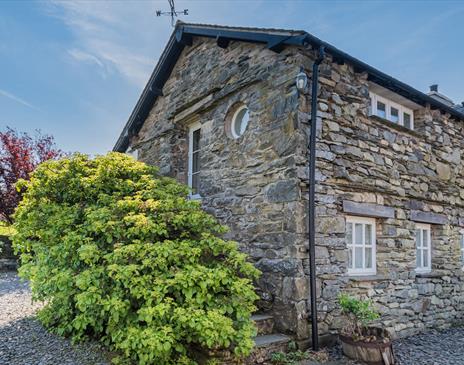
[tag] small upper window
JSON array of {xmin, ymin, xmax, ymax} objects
[
  {"xmin": 126, "ymin": 148, "xmax": 138, "ymax": 160},
  {"xmin": 415, "ymin": 224, "xmax": 431, "ymax": 273},
  {"xmin": 370, "ymin": 92, "xmax": 414, "ymax": 130},
  {"xmin": 231, "ymin": 105, "xmax": 250, "ymax": 139},
  {"xmin": 188, "ymin": 122, "xmax": 201, "ymax": 199}
]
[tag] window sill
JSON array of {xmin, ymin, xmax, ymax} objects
[
  {"xmin": 415, "ymin": 272, "xmax": 441, "ymax": 279},
  {"xmin": 369, "ymin": 115, "xmax": 421, "ymax": 137},
  {"xmin": 348, "ymin": 274, "xmax": 387, "ymax": 282}
]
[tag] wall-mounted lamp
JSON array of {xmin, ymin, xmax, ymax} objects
[{"xmin": 296, "ymin": 68, "xmax": 308, "ymax": 92}]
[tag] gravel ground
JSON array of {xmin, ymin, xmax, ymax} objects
[
  {"xmin": 3, "ymin": 270, "xmax": 464, "ymax": 365},
  {"xmin": 328, "ymin": 327, "xmax": 464, "ymax": 365},
  {"xmin": 0, "ymin": 271, "xmax": 110, "ymax": 365},
  {"xmin": 393, "ymin": 327, "xmax": 464, "ymax": 365}
]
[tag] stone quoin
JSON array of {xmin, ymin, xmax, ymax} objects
[{"xmin": 114, "ymin": 23, "xmax": 464, "ymax": 346}]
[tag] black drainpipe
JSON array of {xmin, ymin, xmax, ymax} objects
[{"xmin": 308, "ymin": 45, "xmax": 325, "ymax": 351}]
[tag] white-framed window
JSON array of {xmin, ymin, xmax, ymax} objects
[
  {"xmin": 126, "ymin": 147, "xmax": 138, "ymax": 160},
  {"xmin": 346, "ymin": 216, "xmax": 376, "ymax": 276},
  {"xmin": 188, "ymin": 121, "xmax": 201, "ymax": 199},
  {"xmin": 369, "ymin": 92, "xmax": 414, "ymax": 130},
  {"xmin": 231, "ymin": 105, "xmax": 250, "ymax": 139},
  {"xmin": 415, "ymin": 223, "xmax": 431, "ymax": 273}
]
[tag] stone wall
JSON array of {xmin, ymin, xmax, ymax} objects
[
  {"xmin": 128, "ymin": 36, "xmax": 464, "ymax": 343},
  {"xmin": 304, "ymin": 48, "xmax": 464, "ymax": 339},
  {"xmin": 131, "ymin": 37, "xmax": 311, "ymax": 339}
]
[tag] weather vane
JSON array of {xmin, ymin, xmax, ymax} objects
[{"xmin": 156, "ymin": 0, "xmax": 189, "ymax": 27}]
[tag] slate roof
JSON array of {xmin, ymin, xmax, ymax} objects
[{"xmin": 114, "ymin": 22, "xmax": 464, "ymax": 152}]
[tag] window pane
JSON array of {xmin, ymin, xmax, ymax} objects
[
  {"xmin": 192, "ymin": 129, "xmax": 201, "ymax": 152},
  {"xmin": 404, "ymin": 113, "xmax": 411, "ymax": 129},
  {"xmin": 192, "ymin": 151, "xmax": 200, "ymax": 173},
  {"xmin": 416, "ymin": 248, "xmax": 421, "ymax": 268},
  {"xmin": 366, "ymin": 247, "xmax": 372, "ymax": 268},
  {"xmin": 423, "ymin": 229, "xmax": 429, "ymax": 248},
  {"xmin": 415, "ymin": 230, "xmax": 421, "ymax": 248},
  {"xmin": 391, "ymin": 107, "xmax": 399, "ymax": 123},
  {"xmin": 377, "ymin": 101, "xmax": 386, "ymax": 118},
  {"xmin": 355, "ymin": 223, "xmax": 363, "ymax": 245},
  {"xmin": 234, "ymin": 107, "xmax": 250, "ymax": 137},
  {"xmin": 346, "ymin": 222, "xmax": 353, "ymax": 243},
  {"xmin": 423, "ymin": 249, "xmax": 429, "ymax": 268},
  {"xmin": 192, "ymin": 173, "xmax": 200, "ymax": 194},
  {"xmin": 365, "ymin": 224, "xmax": 372, "ymax": 245},
  {"xmin": 355, "ymin": 247, "xmax": 363, "ymax": 268},
  {"xmin": 348, "ymin": 247, "xmax": 353, "ymax": 269}
]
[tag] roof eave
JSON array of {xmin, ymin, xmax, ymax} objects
[
  {"xmin": 113, "ymin": 24, "xmax": 307, "ymax": 152},
  {"xmin": 113, "ymin": 24, "xmax": 464, "ymax": 152},
  {"xmin": 114, "ymin": 27, "xmax": 187, "ymax": 152}
]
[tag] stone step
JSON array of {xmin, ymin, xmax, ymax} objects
[
  {"xmin": 0, "ymin": 259, "xmax": 17, "ymax": 272},
  {"xmin": 251, "ymin": 314, "xmax": 275, "ymax": 335},
  {"xmin": 254, "ymin": 333, "xmax": 291, "ymax": 348},
  {"xmin": 248, "ymin": 334, "xmax": 292, "ymax": 364}
]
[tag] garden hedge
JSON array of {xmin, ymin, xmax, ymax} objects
[{"xmin": 13, "ymin": 153, "xmax": 259, "ymax": 364}]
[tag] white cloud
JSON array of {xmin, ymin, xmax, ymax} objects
[
  {"xmin": 68, "ymin": 48, "xmax": 105, "ymax": 69},
  {"xmin": 0, "ymin": 89, "xmax": 38, "ymax": 110},
  {"xmin": 44, "ymin": 0, "xmax": 163, "ymax": 88}
]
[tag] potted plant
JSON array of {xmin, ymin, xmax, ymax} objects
[{"xmin": 338, "ymin": 294, "xmax": 395, "ymax": 365}]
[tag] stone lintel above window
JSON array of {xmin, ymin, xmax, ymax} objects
[
  {"xmin": 411, "ymin": 210, "xmax": 448, "ymax": 225},
  {"xmin": 173, "ymin": 94, "xmax": 215, "ymax": 124},
  {"xmin": 343, "ymin": 201, "xmax": 395, "ymax": 219}
]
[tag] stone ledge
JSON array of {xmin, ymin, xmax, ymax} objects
[
  {"xmin": 0, "ymin": 259, "xmax": 17, "ymax": 272},
  {"xmin": 411, "ymin": 210, "xmax": 448, "ymax": 225},
  {"xmin": 369, "ymin": 115, "xmax": 422, "ymax": 137},
  {"xmin": 415, "ymin": 272, "xmax": 442, "ymax": 279},
  {"xmin": 343, "ymin": 201, "xmax": 395, "ymax": 219},
  {"xmin": 348, "ymin": 275, "xmax": 388, "ymax": 282}
]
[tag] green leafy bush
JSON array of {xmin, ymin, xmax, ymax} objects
[
  {"xmin": 13, "ymin": 153, "xmax": 260, "ymax": 365},
  {"xmin": 338, "ymin": 293, "xmax": 380, "ymax": 340},
  {"xmin": 0, "ymin": 221, "xmax": 15, "ymax": 237}
]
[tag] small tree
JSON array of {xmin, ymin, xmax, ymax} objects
[
  {"xmin": 13, "ymin": 153, "xmax": 260, "ymax": 365},
  {"xmin": 338, "ymin": 293, "xmax": 380, "ymax": 341},
  {"xmin": 0, "ymin": 127, "xmax": 62, "ymax": 223}
]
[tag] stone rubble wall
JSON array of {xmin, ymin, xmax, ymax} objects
[{"xmin": 303, "ymin": 48, "xmax": 464, "ymax": 339}]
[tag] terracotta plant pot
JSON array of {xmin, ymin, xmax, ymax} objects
[{"xmin": 339, "ymin": 328, "xmax": 395, "ymax": 365}]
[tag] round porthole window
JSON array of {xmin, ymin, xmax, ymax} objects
[{"xmin": 231, "ymin": 105, "xmax": 250, "ymax": 139}]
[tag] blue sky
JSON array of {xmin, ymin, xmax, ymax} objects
[{"xmin": 0, "ymin": 0, "xmax": 463, "ymax": 155}]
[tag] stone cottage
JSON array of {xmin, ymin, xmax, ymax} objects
[{"xmin": 114, "ymin": 23, "xmax": 464, "ymax": 349}]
